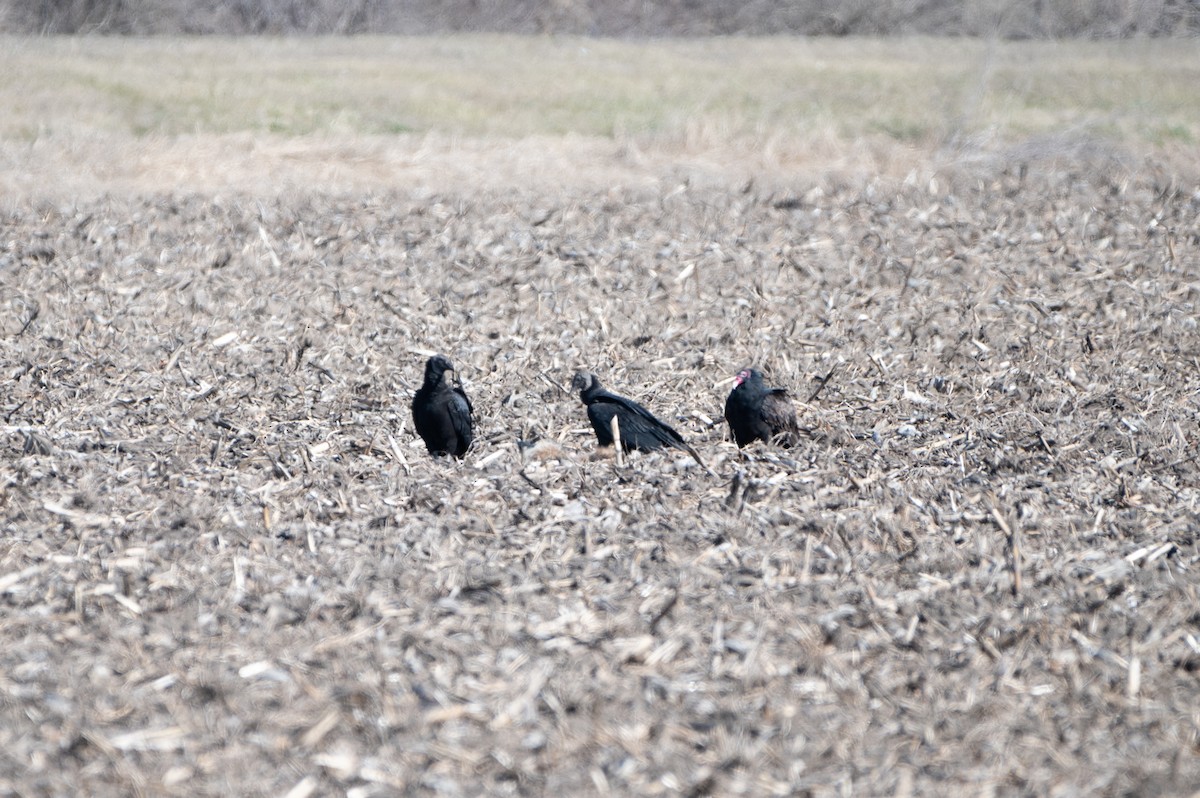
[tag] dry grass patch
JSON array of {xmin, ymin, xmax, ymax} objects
[
  {"xmin": 1, "ymin": 35, "xmax": 1198, "ymax": 201},
  {"xmin": 1, "ymin": 36, "xmax": 1195, "ymax": 142}
]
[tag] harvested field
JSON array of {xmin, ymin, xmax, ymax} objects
[
  {"xmin": 3, "ymin": 34, "xmax": 1200, "ymax": 791},
  {"xmin": 3, "ymin": 150, "xmax": 1200, "ymax": 796}
]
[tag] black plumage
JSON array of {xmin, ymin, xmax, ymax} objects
[
  {"xmin": 724, "ymin": 368, "xmax": 801, "ymax": 448},
  {"xmin": 412, "ymin": 355, "xmax": 474, "ymax": 458},
  {"xmin": 571, "ymin": 371, "xmax": 704, "ymax": 465}
]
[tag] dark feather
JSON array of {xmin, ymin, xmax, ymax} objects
[
  {"xmin": 571, "ymin": 371, "xmax": 704, "ymax": 466},
  {"xmin": 724, "ymin": 368, "xmax": 800, "ymax": 447},
  {"xmin": 412, "ymin": 355, "xmax": 474, "ymax": 458}
]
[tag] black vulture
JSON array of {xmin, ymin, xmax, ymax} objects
[
  {"xmin": 412, "ymin": 355, "xmax": 474, "ymax": 458},
  {"xmin": 724, "ymin": 368, "xmax": 801, "ymax": 448},
  {"xmin": 571, "ymin": 371, "xmax": 704, "ymax": 466}
]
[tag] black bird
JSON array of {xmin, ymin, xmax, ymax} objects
[
  {"xmin": 724, "ymin": 368, "xmax": 801, "ymax": 448},
  {"xmin": 571, "ymin": 371, "xmax": 704, "ymax": 466},
  {"xmin": 412, "ymin": 355, "xmax": 474, "ymax": 458}
]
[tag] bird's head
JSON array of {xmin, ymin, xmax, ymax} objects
[
  {"xmin": 570, "ymin": 371, "xmax": 598, "ymax": 397},
  {"xmin": 424, "ymin": 354, "xmax": 456, "ymax": 386},
  {"xmin": 733, "ymin": 368, "xmax": 755, "ymax": 387}
]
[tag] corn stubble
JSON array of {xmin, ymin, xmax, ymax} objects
[{"xmin": 0, "ymin": 160, "xmax": 1198, "ymax": 796}]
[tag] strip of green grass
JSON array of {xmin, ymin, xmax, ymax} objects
[{"xmin": 0, "ymin": 35, "xmax": 1195, "ymax": 148}]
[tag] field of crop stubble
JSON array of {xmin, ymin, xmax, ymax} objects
[{"xmin": 3, "ymin": 35, "xmax": 1200, "ymax": 797}]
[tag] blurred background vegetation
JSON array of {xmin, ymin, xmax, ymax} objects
[
  {"xmin": 3, "ymin": 36, "xmax": 1194, "ymax": 148},
  {"xmin": 2, "ymin": 0, "xmax": 1198, "ymax": 37}
]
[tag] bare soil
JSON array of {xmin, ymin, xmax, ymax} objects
[{"xmin": 2, "ymin": 148, "xmax": 1199, "ymax": 796}]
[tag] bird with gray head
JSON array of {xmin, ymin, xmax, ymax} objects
[
  {"xmin": 412, "ymin": 355, "xmax": 474, "ymax": 458},
  {"xmin": 724, "ymin": 367, "xmax": 801, "ymax": 448},
  {"xmin": 570, "ymin": 370, "xmax": 704, "ymax": 467}
]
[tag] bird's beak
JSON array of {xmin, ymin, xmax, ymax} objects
[{"xmin": 712, "ymin": 375, "xmax": 740, "ymax": 389}]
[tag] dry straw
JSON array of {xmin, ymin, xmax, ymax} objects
[{"xmin": 0, "ymin": 154, "xmax": 1198, "ymax": 795}]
